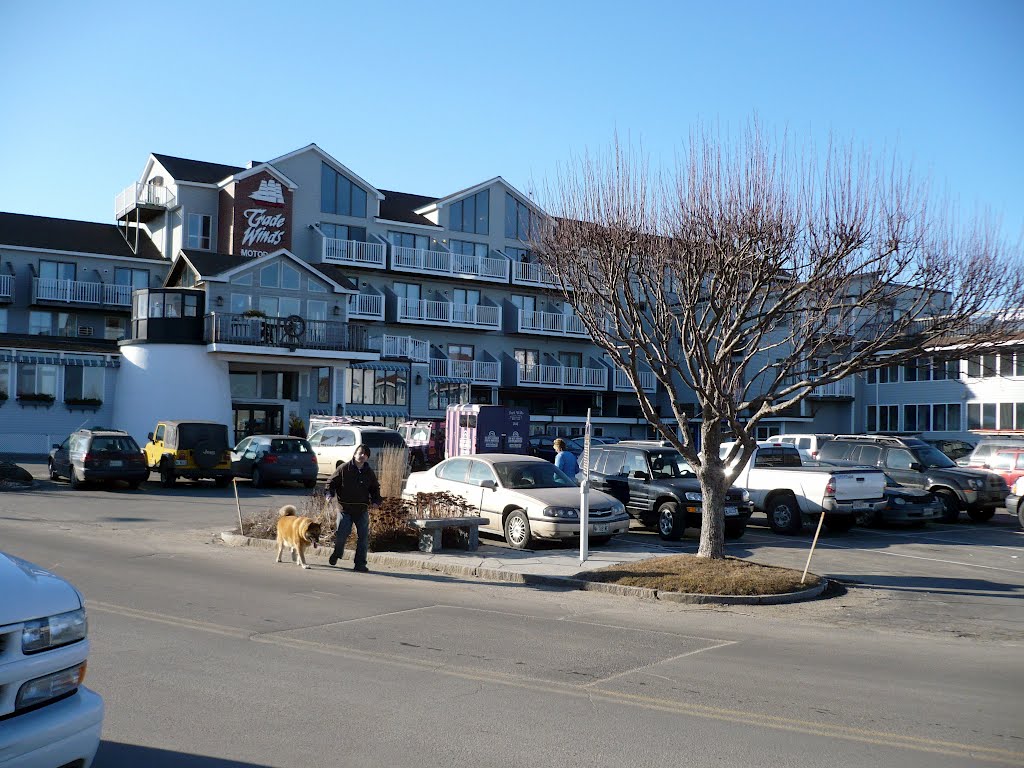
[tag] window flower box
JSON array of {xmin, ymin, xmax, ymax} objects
[
  {"xmin": 17, "ymin": 393, "xmax": 56, "ymax": 408},
  {"xmin": 65, "ymin": 397, "xmax": 103, "ymax": 411}
]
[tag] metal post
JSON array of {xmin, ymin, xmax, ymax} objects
[{"xmin": 579, "ymin": 409, "xmax": 592, "ymax": 565}]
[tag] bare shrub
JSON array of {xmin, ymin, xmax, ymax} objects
[
  {"xmin": 406, "ymin": 491, "xmax": 473, "ymax": 519},
  {"xmin": 377, "ymin": 444, "xmax": 408, "ymax": 499}
]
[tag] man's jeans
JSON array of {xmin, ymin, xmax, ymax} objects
[{"xmin": 334, "ymin": 507, "xmax": 370, "ymax": 568}]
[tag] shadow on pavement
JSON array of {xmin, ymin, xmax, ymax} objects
[
  {"xmin": 830, "ymin": 574, "xmax": 1024, "ymax": 597},
  {"xmin": 97, "ymin": 741, "xmax": 275, "ymax": 767}
]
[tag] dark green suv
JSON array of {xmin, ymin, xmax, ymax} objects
[{"xmin": 586, "ymin": 441, "xmax": 753, "ymax": 540}]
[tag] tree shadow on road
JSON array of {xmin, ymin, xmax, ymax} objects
[
  {"xmin": 97, "ymin": 741, "xmax": 275, "ymax": 767},
  {"xmin": 829, "ymin": 574, "xmax": 1024, "ymax": 598}
]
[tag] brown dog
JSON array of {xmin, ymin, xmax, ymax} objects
[{"xmin": 275, "ymin": 505, "xmax": 322, "ymax": 569}]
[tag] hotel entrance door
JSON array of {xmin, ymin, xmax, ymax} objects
[{"xmin": 233, "ymin": 404, "xmax": 283, "ymax": 444}]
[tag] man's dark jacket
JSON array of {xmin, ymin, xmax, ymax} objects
[{"xmin": 326, "ymin": 459, "xmax": 382, "ymax": 513}]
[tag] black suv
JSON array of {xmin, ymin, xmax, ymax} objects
[
  {"xmin": 587, "ymin": 441, "xmax": 753, "ymax": 540},
  {"xmin": 48, "ymin": 429, "xmax": 149, "ymax": 490},
  {"xmin": 817, "ymin": 435, "xmax": 1008, "ymax": 522}
]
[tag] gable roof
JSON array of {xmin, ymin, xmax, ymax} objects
[
  {"xmin": 173, "ymin": 249, "xmax": 356, "ymax": 293},
  {"xmin": 377, "ymin": 190, "xmax": 440, "ymax": 228},
  {"xmin": 152, "ymin": 153, "xmax": 244, "ymax": 184},
  {"xmin": 265, "ymin": 143, "xmax": 385, "ymax": 201},
  {"xmin": 0, "ymin": 212, "xmax": 164, "ymax": 261}
]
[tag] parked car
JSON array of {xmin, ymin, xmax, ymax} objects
[
  {"xmin": 587, "ymin": 441, "xmax": 753, "ymax": 540},
  {"xmin": 855, "ymin": 473, "xmax": 943, "ymax": 527},
  {"xmin": 817, "ymin": 435, "xmax": 1009, "ymax": 522},
  {"xmin": 48, "ymin": 429, "xmax": 148, "ymax": 490},
  {"xmin": 962, "ymin": 436, "xmax": 1024, "ymax": 469},
  {"xmin": 923, "ymin": 438, "xmax": 975, "ymax": 462},
  {"xmin": 776, "ymin": 433, "xmax": 834, "ymax": 462},
  {"xmin": 231, "ymin": 435, "xmax": 318, "ymax": 488},
  {"xmin": 144, "ymin": 420, "xmax": 233, "ymax": 488},
  {"xmin": 1006, "ymin": 476, "xmax": 1024, "ymax": 530},
  {"xmin": 988, "ymin": 448, "xmax": 1024, "ymax": 488},
  {"xmin": 528, "ymin": 435, "xmax": 561, "ymax": 462},
  {"xmin": 0, "ymin": 550, "xmax": 103, "ymax": 767},
  {"xmin": 306, "ymin": 423, "xmax": 406, "ymax": 476},
  {"xmin": 403, "ymin": 454, "xmax": 630, "ymax": 549},
  {"xmin": 721, "ymin": 441, "xmax": 887, "ymax": 534}
]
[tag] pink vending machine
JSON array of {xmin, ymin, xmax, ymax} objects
[{"xmin": 445, "ymin": 404, "xmax": 530, "ymax": 457}]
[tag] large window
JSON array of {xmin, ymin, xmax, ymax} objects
[
  {"xmin": 448, "ymin": 239, "xmax": 488, "ymax": 258},
  {"xmin": 258, "ymin": 296, "xmax": 302, "ymax": 317},
  {"xmin": 388, "ymin": 231, "xmax": 431, "ymax": 251},
  {"xmin": 17, "ymin": 363, "xmax": 58, "ymax": 398},
  {"xmin": 65, "ymin": 366, "xmax": 104, "ymax": 401},
  {"xmin": 505, "ymin": 246, "xmax": 530, "ymax": 262},
  {"xmin": 29, "ymin": 311, "xmax": 77, "ymax": 336},
  {"xmin": 505, "ymin": 193, "xmax": 540, "ymax": 240},
  {"xmin": 866, "ymin": 404, "xmax": 899, "ymax": 432},
  {"xmin": 316, "ymin": 367, "xmax": 331, "ymax": 403},
  {"xmin": 903, "ymin": 404, "xmax": 931, "ymax": 432},
  {"xmin": 968, "ymin": 401, "xmax": 1024, "ymax": 430},
  {"xmin": 321, "ymin": 163, "xmax": 367, "ymax": 218},
  {"xmin": 39, "ymin": 260, "xmax": 75, "ymax": 281},
  {"xmin": 187, "ymin": 213, "xmax": 212, "ymax": 250},
  {"xmin": 347, "ymin": 368, "xmax": 408, "ymax": 406},
  {"xmin": 259, "ymin": 263, "xmax": 301, "ymax": 289},
  {"xmin": 115, "ymin": 268, "xmax": 150, "ymax": 290},
  {"xmin": 0, "ymin": 308, "xmax": 7, "ymax": 333},
  {"xmin": 866, "ymin": 364, "xmax": 901, "ymax": 384},
  {"xmin": 104, "ymin": 316, "xmax": 127, "ymax": 341},
  {"xmin": 449, "ymin": 190, "xmax": 489, "ymax": 235},
  {"xmin": 429, "ymin": 381, "xmax": 464, "ymax": 410},
  {"xmin": 932, "ymin": 403, "xmax": 961, "ymax": 431},
  {"xmin": 320, "ymin": 222, "xmax": 366, "ymax": 242}
]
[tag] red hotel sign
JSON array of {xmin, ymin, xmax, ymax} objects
[{"xmin": 220, "ymin": 170, "xmax": 293, "ymax": 258}]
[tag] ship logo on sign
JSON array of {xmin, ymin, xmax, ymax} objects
[
  {"xmin": 250, "ymin": 179, "xmax": 285, "ymax": 206},
  {"xmin": 484, "ymin": 430, "xmax": 500, "ymax": 449}
]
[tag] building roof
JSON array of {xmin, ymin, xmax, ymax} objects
[
  {"xmin": 152, "ymin": 153, "xmax": 244, "ymax": 184},
  {"xmin": 0, "ymin": 212, "xmax": 164, "ymax": 261},
  {"xmin": 177, "ymin": 249, "xmax": 248, "ymax": 278},
  {"xmin": 377, "ymin": 189, "xmax": 440, "ymax": 228},
  {"xmin": 0, "ymin": 334, "xmax": 120, "ymax": 355},
  {"xmin": 314, "ymin": 264, "xmax": 359, "ymax": 292}
]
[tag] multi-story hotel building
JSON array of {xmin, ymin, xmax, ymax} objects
[{"xmin": 0, "ymin": 142, "xmax": 1019, "ymax": 452}]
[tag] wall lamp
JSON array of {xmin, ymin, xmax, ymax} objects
[
  {"xmin": 415, "ymin": 373, "xmax": 423, "ymax": 385},
  {"xmin": 215, "ymin": 295, "xmax": 224, "ymax": 308},
  {"xmin": 332, "ymin": 305, "xmax": 341, "ymax": 316}
]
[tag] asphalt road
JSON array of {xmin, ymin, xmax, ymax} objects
[{"xmin": 2, "ymin": 469, "xmax": 1022, "ymax": 767}]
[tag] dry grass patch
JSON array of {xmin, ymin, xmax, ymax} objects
[{"xmin": 584, "ymin": 554, "xmax": 820, "ymax": 596}]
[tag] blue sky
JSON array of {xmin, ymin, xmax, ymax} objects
[{"xmin": 1, "ymin": 0, "xmax": 1021, "ymax": 241}]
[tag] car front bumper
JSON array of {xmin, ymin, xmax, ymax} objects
[
  {"xmin": 877, "ymin": 501, "xmax": 943, "ymax": 524},
  {"xmin": 529, "ymin": 514, "xmax": 632, "ymax": 540},
  {"xmin": 0, "ymin": 686, "xmax": 104, "ymax": 768},
  {"xmin": 1005, "ymin": 493, "xmax": 1021, "ymax": 513}
]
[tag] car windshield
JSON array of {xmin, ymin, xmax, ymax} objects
[
  {"xmin": 90, "ymin": 436, "xmax": 140, "ymax": 453},
  {"xmin": 270, "ymin": 439, "xmax": 311, "ymax": 453},
  {"xmin": 362, "ymin": 433, "xmax": 405, "ymax": 449},
  {"xmin": 910, "ymin": 446, "xmax": 956, "ymax": 468},
  {"xmin": 495, "ymin": 462, "xmax": 577, "ymax": 489},
  {"xmin": 648, "ymin": 451, "xmax": 695, "ymax": 479}
]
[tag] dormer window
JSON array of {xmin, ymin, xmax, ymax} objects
[
  {"xmin": 321, "ymin": 163, "xmax": 367, "ymax": 218},
  {"xmin": 187, "ymin": 213, "xmax": 212, "ymax": 250}
]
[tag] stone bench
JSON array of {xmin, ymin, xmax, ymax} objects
[{"xmin": 409, "ymin": 516, "xmax": 489, "ymax": 554}]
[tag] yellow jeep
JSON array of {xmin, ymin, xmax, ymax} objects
[{"xmin": 144, "ymin": 420, "xmax": 233, "ymax": 487}]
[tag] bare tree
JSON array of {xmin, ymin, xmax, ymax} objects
[{"xmin": 537, "ymin": 125, "xmax": 1024, "ymax": 559}]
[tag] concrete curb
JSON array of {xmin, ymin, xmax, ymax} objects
[{"xmin": 218, "ymin": 531, "xmax": 828, "ymax": 605}]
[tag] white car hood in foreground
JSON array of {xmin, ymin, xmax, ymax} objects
[
  {"xmin": 507, "ymin": 485, "xmax": 618, "ymax": 511},
  {"xmin": 0, "ymin": 552, "xmax": 83, "ymax": 624}
]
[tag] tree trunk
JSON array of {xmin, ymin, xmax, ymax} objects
[{"xmin": 696, "ymin": 423, "xmax": 729, "ymax": 559}]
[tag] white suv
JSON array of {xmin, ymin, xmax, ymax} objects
[
  {"xmin": 307, "ymin": 423, "xmax": 406, "ymax": 476},
  {"xmin": 776, "ymin": 434, "xmax": 834, "ymax": 462},
  {"xmin": 0, "ymin": 551, "xmax": 103, "ymax": 768}
]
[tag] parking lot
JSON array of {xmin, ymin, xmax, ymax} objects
[{"xmin": 5, "ymin": 460, "xmax": 1023, "ymax": 641}]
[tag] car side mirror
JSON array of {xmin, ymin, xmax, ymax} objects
[
  {"xmin": 52, "ymin": 443, "xmax": 60, "ymax": 449},
  {"xmin": 479, "ymin": 479, "xmax": 497, "ymax": 489},
  {"xmin": 147, "ymin": 433, "xmax": 154, "ymax": 442},
  {"xmin": 630, "ymin": 470, "xmax": 649, "ymax": 480},
  {"xmin": 910, "ymin": 462, "xmax": 924, "ymax": 472}
]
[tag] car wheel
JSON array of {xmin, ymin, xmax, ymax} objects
[
  {"xmin": 590, "ymin": 535, "xmax": 613, "ymax": 546},
  {"xmin": 504, "ymin": 509, "xmax": 532, "ymax": 550},
  {"xmin": 937, "ymin": 492, "xmax": 959, "ymax": 523},
  {"xmin": 48, "ymin": 460, "xmax": 60, "ymax": 481},
  {"xmin": 1018, "ymin": 500, "xmax": 1024, "ymax": 531},
  {"xmin": 128, "ymin": 480, "xmax": 142, "ymax": 490},
  {"xmin": 767, "ymin": 493, "xmax": 803, "ymax": 535},
  {"xmin": 70, "ymin": 467, "xmax": 84, "ymax": 490},
  {"xmin": 251, "ymin": 467, "xmax": 264, "ymax": 488},
  {"xmin": 823, "ymin": 515, "xmax": 856, "ymax": 533},
  {"xmin": 966, "ymin": 508, "xmax": 995, "ymax": 523},
  {"xmin": 657, "ymin": 501, "xmax": 684, "ymax": 541},
  {"xmin": 724, "ymin": 520, "xmax": 747, "ymax": 540},
  {"xmin": 160, "ymin": 462, "xmax": 176, "ymax": 488}
]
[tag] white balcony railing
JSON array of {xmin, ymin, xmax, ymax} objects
[
  {"xmin": 0, "ymin": 274, "xmax": 12, "ymax": 300},
  {"xmin": 517, "ymin": 309, "xmax": 588, "ymax": 337},
  {"xmin": 397, "ymin": 299, "xmax": 501, "ymax": 329},
  {"xmin": 381, "ymin": 334, "xmax": 430, "ymax": 362},
  {"xmin": 429, "ymin": 358, "xmax": 500, "ymax": 384},
  {"xmin": 511, "ymin": 260, "xmax": 559, "ymax": 288},
  {"xmin": 321, "ymin": 237, "xmax": 386, "ymax": 268},
  {"xmin": 517, "ymin": 364, "xmax": 607, "ymax": 389},
  {"xmin": 33, "ymin": 278, "xmax": 132, "ymax": 307},
  {"xmin": 391, "ymin": 247, "xmax": 510, "ymax": 283},
  {"xmin": 613, "ymin": 368, "xmax": 657, "ymax": 393},
  {"xmin": 807, "ymin": 377, "xmax": 854, "ymax": 397},
  {"xmin": 115, "ymin": 181, "xmax": 176, "ymax": 218},
  {"xmin": 347, "ymin": 293, "xmax": 384, "ymax": 320}
]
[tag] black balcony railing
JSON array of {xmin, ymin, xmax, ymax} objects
[{"xmin": 204, "ymin": 313, "xmax": 376, "ymax": 353}]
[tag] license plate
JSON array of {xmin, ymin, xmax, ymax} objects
[
  {"xmin": 290, "ymin": 469, "xmax": 301, "ymax": 475},
  {"xmin": 593, "ymin": 523, "xmax": 609, "ymax": 533},
  {"xmin": 175, "ymin": 459, "xmax": 187, "ymax": 466},
  {"xmin": 725, "ymin": 506, "xmax": 738, "ymax": 517},
  {"xmin": 109, "ymin": 460, "xmax": 123, "ymax": 467}
]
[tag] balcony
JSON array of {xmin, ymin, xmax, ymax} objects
[
  {"xmin": 115, "ymin": 181, "xmax": 176, "ymax": 221},
  {"xmin": 391, "ymin": 246, "xmax": 510, "ymax": 284},
  {"xmin": 321, "ymin": 237, "xmax": 386, "ymax": 269},
  {"xmin": 511, "ymin": 260, "xmax": 560, "ymax": 289},
  {"xmin": 807, "ymin": 377, "xmax": 854, "ymax": 398},
  {"xmin": 612, "ymin": 368, "xmax": 657, "ymax": 394},
  {"xmin": 33, "ymin": 278, "xmax": 132, "ymax": 308},
  {"xmin": 347, "ymin": 293, "xmax": 384, "ymax": 321},
  {"xmin": 517, "ymin": 309, "xmax": 588, "ymax": 338},
  {"xmin": 397, "ymin": 298, "xmax": 501, "ymax": 330},
  {"xmin": 0, "ymin": 274, "xmax": 12, "ymax": 302},
  {"xmin": 517, "ymin": 364, "xmax": 608, "ymax": 390},
  {"xmin": 430, "ymin": 358, "xmax": 500, "ymax": 384},
  {"xmin": 380, "ymin": 334, "xmax": 430, "ymax": 362},
  {"xmin": 205, "ymin": 313, "xmax": 375, "ymax": 354}
]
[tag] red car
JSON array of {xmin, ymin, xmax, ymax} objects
[{"xmin": 988, "ymin": 448, "xmax": 1024, "ymax": 487}]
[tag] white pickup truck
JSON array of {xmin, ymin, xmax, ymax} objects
[{"xmin": 721, "ymin": 441, "xmax": 887, "ymax": 534}]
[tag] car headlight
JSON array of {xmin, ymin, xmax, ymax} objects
[
  {"xmin": 966, "ymin": 478, "xmax": 981, "ymax": 490},
  {"xmin": 892, "ymin": 496, "xmax": 905, "ymax": 506},
  {"xmin": 22, "ymin": 608, "xmax": 87, "ymax": 654},
  {"xmin": 609, "ymin": 501, "xmax": 626, "ymax": 516},
  {"xmin": 16, "ymin": 662, "xmax": 87, "ymax": 711},
  {"xmin": 684, "ymin": 492, "xmax": 703, "ymax": 502},
  {"xmin": 541, "ymin": 506, "xmax": 579, "ymax": 519},
  {"xmin": 740, "ymin": 489, "xmax": 751, "ymax": 503},
  {"xmin": 1014, "ymin": 477, "xmax": 1024, "ymax": 496}
]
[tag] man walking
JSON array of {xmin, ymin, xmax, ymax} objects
[{"xmin": 326, "ymin": 444, "xmax": 382, "ymax": 572}]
